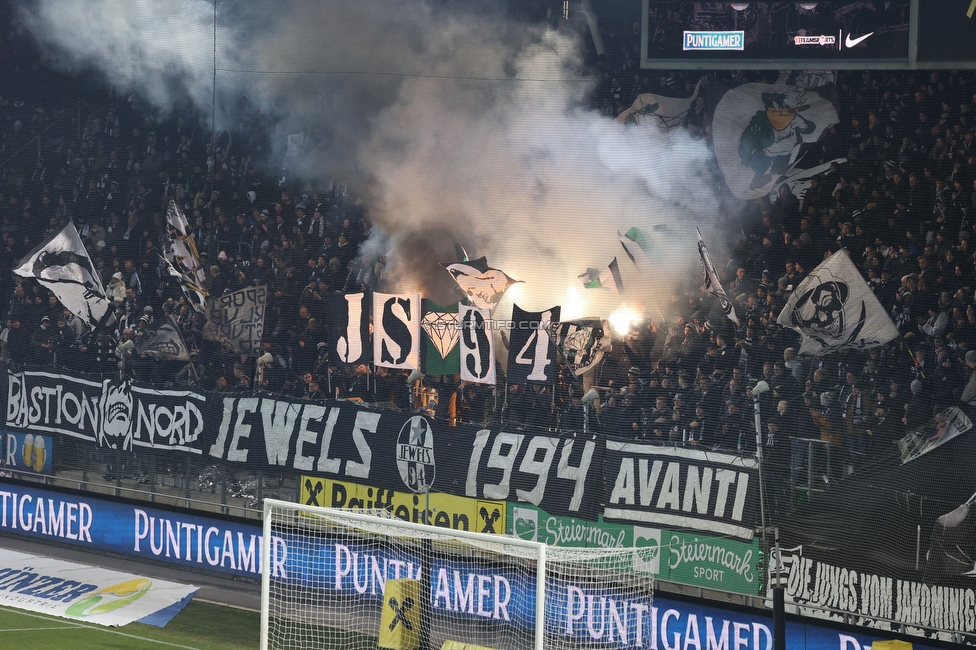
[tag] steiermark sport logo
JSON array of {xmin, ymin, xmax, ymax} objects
[
  {"xmin": 65, "ymin": 577, "xmax": 152, "ymax": 617},
  {"xmin": 512, "ymin": 506, "xmax": 538, "ymax": 541},
  {"xmin": 632, "ymin": 527, "xmax": 661, "ymax": 575}
]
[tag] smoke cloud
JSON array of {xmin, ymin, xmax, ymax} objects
[{"xmin": 20, "ymin": 0, "xmax": 733, "ymax": 323}]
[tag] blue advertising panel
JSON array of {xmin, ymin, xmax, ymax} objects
[
  {"xmin": 0, "ymin": 480, "xmax": 948, "ymax": 649},
  {"xmin": 0, "ymin": 479, "xmax": 263, "ymax": 579},
  {"xmin": 3, "ymin": 431, "xmax": 53, "ymax": 475}
]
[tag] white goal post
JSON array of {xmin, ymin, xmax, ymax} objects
[{"xmin": 260, "ymin": 498, "xmax": 654, "ymax": 650}]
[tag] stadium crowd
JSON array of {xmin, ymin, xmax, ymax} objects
[{"xmin": 1, "ymin": 9, "xmax": 976, "ymax": 500}]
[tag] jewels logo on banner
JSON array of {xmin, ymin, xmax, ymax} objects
[
  {"xmin": 202, "ymin": 286, "xmax": 267, "ymax": 355},
  {"xmin": 603, "ymin": 441, "xmax": 760, "ymax": 540},
  {"xmin": 421, "ymin": 299, "xmax": 460, "ymax": 376},
  {"xmin": 373, "ymin": 293, "xmax": 421, "ymax": 370},
  {"xmin": 459, "ymin": 305, "xmax": 495, "ymax": 385},
  {"xmin": 506, "ymin": 304, "xmax": 561, "ymax": 385},
  {"xmin": 332, "ymin": 292, "xmax": 369, "ymax": 365}
]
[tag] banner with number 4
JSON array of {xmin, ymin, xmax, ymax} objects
[{"xmin": 506, "ymin": 304, "xmax": 561, "ymax": 385}]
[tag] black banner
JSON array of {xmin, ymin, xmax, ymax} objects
[
  {"xmin": 506, "ymin": 304, "xmax": 561, "ymax": 385},
  {"xmin": 2, "ymin": 368, "xmax": 600, "ymax": 519},
  {"xmin": 602, "ymin": 441, "xmax": 760, "ymax": 540},
  {"xmin": 5, "ymin": 370, "xmax": 206, "ymax": 452}
]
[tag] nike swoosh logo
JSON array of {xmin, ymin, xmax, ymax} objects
[{"xmin": 845, "ymin": 32, "xmax": 874, "ymax": 48}]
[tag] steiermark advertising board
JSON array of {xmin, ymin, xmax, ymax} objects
[{"xmin": 507, "ymin": 503, "xmax": 759, "ymax": 596}]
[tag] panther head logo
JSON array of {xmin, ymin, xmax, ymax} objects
[{"xmin": 99, "ymin": 379, "xmax": 133, "ymax": 450}]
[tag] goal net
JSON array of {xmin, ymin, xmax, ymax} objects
[{"xmin": 260, "ymin": 499, "xmax": 655, "ymax": 650}]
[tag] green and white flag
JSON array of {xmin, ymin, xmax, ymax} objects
[
  {"xmin": 616, "ymin": 80, "xmax": 702, "ymax": 130},
  {"xmin": 579, "ymin": 258, "xmax": 623, "ymax": 294},
  {"xmin": 697, "ymin": 228, "xmax": 739, "ymax": 326},
  {"xmin": 421, "ymin": 299, "xmax": 460, "ymax": 376},
  {"xmin": 618, "ymin": 228, "xmax": 652, "ymax": 270},
  {"xmin": 713, "ymin": 82, "xmax": 839, "ymax": 199}
]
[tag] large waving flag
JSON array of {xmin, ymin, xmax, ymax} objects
[
  {"xmin": 778, "ymin": 249, "xmax": 898, "ymax": 355},
  {"xmin": 616, "ymin": 79, "xmax": 702, "ymax": 130},
  {"xmin": 712, "ymin": 82, "xmax": 839, "ymax": 199},
  {"xmin": 696, "ymin": 228, "xmax": 738, "ymax": 326},
  {"xmin": 618, "ymin": 228, "xmax": 652, "ymax": 269},
  {"xmin": 164, "ymin": 200, "xmax": 206, "ymax": 287},
  {"xmin": 578, "ymin": 258, "xmax": 623, "ymax": 294},
  {"xmin": 550, "ymin": 319, "xmax": 611, "ymax": 377},
  {"xmin": 203, "ymin": 286, "xmax": 268, "ymax": 356},
  {"xmin": 442, "ymin": 257, "xmax": 521, "ymax": 310},
  {"xmin": 13, "ymin": 222, "xmax": 112, "ymax": 328},
  {"xmin": 133, "ymin": 315, "xmax": 190, "ymax": 361}
]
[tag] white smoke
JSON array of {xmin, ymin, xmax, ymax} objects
[{"xmin": 20, "ymin": 0, "xmax": 731, "ymax": 321}]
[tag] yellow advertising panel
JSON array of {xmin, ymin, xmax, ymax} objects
[
  {"xmin": 440, "ymin": 643, "xmax": 500, "ymax": 650},
  {"xmin": 300, "ymin": 476, "xmax": 506, "ymax": 534},
  {"xmin": 378, "ymin": 578, "xmax": 422, "ymax": 650}
]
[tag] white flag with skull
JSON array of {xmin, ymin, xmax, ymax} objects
[{"xmin": 777, "ymin": 249, "xmax": 898, "ymax": 355}]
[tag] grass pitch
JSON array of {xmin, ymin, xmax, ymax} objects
[{"xmin": 0, "ymin": 600, "xmax": 260, "ymax": 650}]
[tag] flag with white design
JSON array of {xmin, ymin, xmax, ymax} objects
[
  {"xmin": 164, "ymin": 200, "xmax": 206, "ymax": 288},
  {"xmin": 697, "ymin": 228, "xmax": 739, "ymax": 326},
  {"xmin": 332, "ymin": 292, "xmax": 369, "ymax": 364},
  {"xmin": 550, "ymin": 319, "xmax": 611, "ymax": 377},
  {"xmin": 133, "ymin": 315, "xmax": 190, "ymax": 361},
  {"xmin": 421, "ymin": 299, "xmax": 460, "ymax": 376},
  {"xmin": 897, "ymin": 406, "xmax": 973, "ymax": 465},
  {"xmin": 578, "ymin": 258, "xmax": 623, "ymax": 294},
  {"xmin": 202, "ymin": 286, "xmax": 267, "ymax": 356},
  {"xmin": 616, "ymin": 79, "xmax": 702, "ymax": 130},
  {"xmin": 507, "ymin": 304, "xmax": 561, "ymax": 385},
  {"xmin": 13, "ymin": 222, "xmax": 111, "ymax": 329},
  {"xmin": 459, "ymin": 305, "xmax": 496, "ymax": 385},
  {"xmin": 442, "ymin": 257, "xmax": 522, "ymax": 311},
  {"xmin": 713, "ymin": 82, "xmax": 839, "ymax": 199},
  {"xmin": 618, "ymin": 228, "xmax": 653, "ymax": 270},
  {"xmin": 777, "ymin": 249, "xmax": 898, "ymax": 355},
  {"xmin": 373, "ymin": 292, "xmax": 421, "ymax": 370},
  {"xmin": 160, "ymin": 255, "xmax": 207, "ymax": 312}
]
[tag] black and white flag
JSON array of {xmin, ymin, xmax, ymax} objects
[
  {"xmin": 13, "ymin": 222, "xmax": 112, "ymax": 328},
  {"xmin": 697, "ymin": 228, "xmax": 739, "ymax": 326},
  {"xmin": 164, "ymin": 199, "xmax": 206, "ymax": 288},
  {"xmin": 550, "ymin": 319, "xmax": 611, "ymax": 377},
  {"xmin": 373, "ymin": 292, "xmax": 421, "ymax": 370},
  {"xmin": 202, "ymin": 286, "xmax": 268, "ymax": 356},
  {"xmin": 332, "ymin": 292, "xmax": 369, "ymax": 365},
  {"xmin": 777, "ymin": 249, "xmax": 898, "ymax": 355},
  {"xmin": 507, "ymin": 304, "xmax": 561, "ymax": 384},
  {"xmin": 459, "ymin": 305, "xmax": 495, "ymax": 385},
  {"xmin": 442, "ymin": 257, "xmax": 521, "ymax": 311},
  {"xmin": 133, "ymin": 315, "xmax": 190, "ymax": 361}
]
